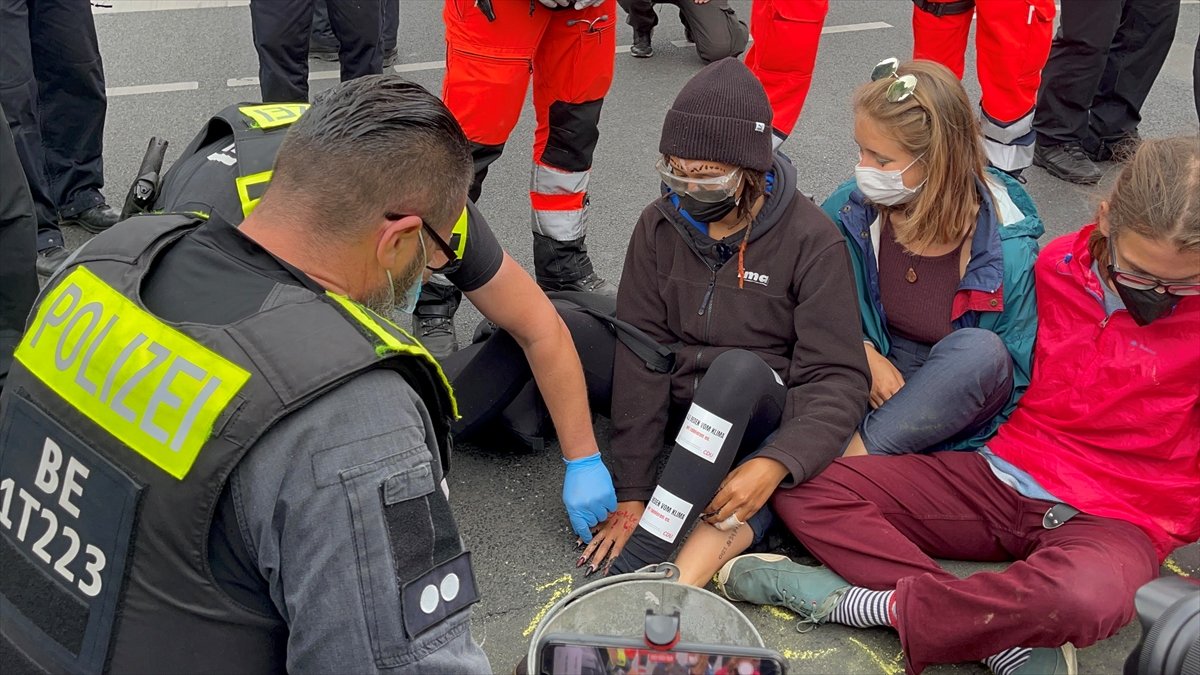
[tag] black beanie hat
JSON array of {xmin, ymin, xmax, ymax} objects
[{"xmin": 659, "ymin": 58, "xmax": 774, "ymax": 173}]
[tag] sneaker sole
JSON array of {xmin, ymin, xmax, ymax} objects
[
  {"xmin": 630, "ymin": 51, "xmax": 653, "ymax": 58},
  {"xmin": 1032, "ymin": 155, "xmax": 1101, "ymax": 185},
  {"xmin": 715, "ymin": 553, "xmax": 791, "ymax": 599},
  {"xmin": 1061, "ymin": 643, "xmax": 1078, "ymax": 675}
]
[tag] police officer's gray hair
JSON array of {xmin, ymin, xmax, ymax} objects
[{"xmin": 265, "ymin": 74, "xmax": 473, "ymax": 239}]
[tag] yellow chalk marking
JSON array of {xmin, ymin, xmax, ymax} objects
[
  {"xmin": 848, "ymin": 637, "xmax": 904, "ymax": 675},
  {"xmin": 1163, "ymin": 557, "xmax": 1192, "ymax": 578},
  {"xmin": 781, "ymin": 647, "xmax": 838, "ymax": 661},
  {"xmin": 765, "ymin": 605, "xmax": 797, "ymax": 621},
  {"xmin": 523, "ymin": 574, "xmax": 574, "ymax": 637}
]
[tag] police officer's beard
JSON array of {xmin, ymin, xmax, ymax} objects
[{"xmin": 363, "ymin": 250, "xmax": 423, "ymax": 317}]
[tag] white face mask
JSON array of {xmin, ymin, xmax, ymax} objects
[{"xmin": 854, "ymin": 154, "xmax": 925, "ymax": 206}]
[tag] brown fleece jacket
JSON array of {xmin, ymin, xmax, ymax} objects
[{"xmin": 610, "ymin": 157, "xmax": 870, "ymax": 502}]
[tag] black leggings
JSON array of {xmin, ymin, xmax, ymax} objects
[
  {"xmin": 441, "ymin": 293, "xmax": 616, "ymax": 439},
  {"xmin": 611, "ymin": 349, "xmax": 785, "ymax": 574}
]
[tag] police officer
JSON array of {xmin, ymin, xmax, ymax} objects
[
  {"xmin": 1032, "ymin": 0, "xmax": 1181, "ymax": 184},
  {"xmin": 0, "ymin": 76, "xmax": 491, "ymax": 673},
  {"xmin": 249, "ymin": 0, "xmax": 384, "ymax": 102},
  {"xmin": 0, "ymin": 0, "xmax": 121, "ymax": 275},
  {"xmin": 151, "ymin": 90, "xmax": 617, "ymax": 543}
]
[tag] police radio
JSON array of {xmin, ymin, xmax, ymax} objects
[{"xmin": 527, "ymin": 564, "xmax": 786, "ymax": 675}]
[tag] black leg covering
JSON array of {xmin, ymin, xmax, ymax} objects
[
  {"xmin": 611, "ymin": 349, "xmax": 784, "ymax": 574},
  {"xmin": 469, "ymin": 142, "xmax": 505, "ymax": 202},
  {"xmin": 533, "ymin": 232, "xmax": 595, "ymax": 287}
]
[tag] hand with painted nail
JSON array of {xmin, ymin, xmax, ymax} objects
[
  {"xmin": 577, "ymin": 500, "xmax": 644, "ymax": 575},
  {"xmin": 703, "ymin": 457, "xmax": 788, "ymax": 528},
  {"xmin": 563, "ymin": 452, "xmax": 618, "ymax": 542}
]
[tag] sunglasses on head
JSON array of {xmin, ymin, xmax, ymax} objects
[
  {"xmin": 1108, "ymin": 237, "xmax": 1200, "ymax": 297},
  {"xmin": 871, "ymin": 58, "xmax": 918, "ymax": 103},
  {"xmin": 385, "ymin": 212, "xmax": 462, "ymax": 274}
]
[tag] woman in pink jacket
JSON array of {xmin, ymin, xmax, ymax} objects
[{"xmin": 716, "ymin": 136, "xmax": 1200, "ymax": 675}]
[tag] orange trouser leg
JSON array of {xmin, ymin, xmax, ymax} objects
[
  {"xmin": 974, "ymin": 0, "xmax": 1055, "ymax": 171},
  {"xmin": 911, "ymin": 2, "xmax": 972, "ymax": 79},
  {"xmin": 528, "ymin": 1, "xmax": 616, "ymax": 244},
  {"xmin": 744, "ymin": 0, "xmax": 827, "ymax": 140},
  {"xmin": 441, "ymin": 0, "xmax": 549, "ymax": 198}
]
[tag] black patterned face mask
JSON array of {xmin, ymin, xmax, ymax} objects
[{"xmin": 678, "ymin": 192, "xmax": 738, "ymax": 223}]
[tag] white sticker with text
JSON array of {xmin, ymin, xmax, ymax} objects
[
  {"xmin": 640, "ymin": 485, "xmax": 693, "ymax": 544},
  {"xmin": 675, "ymin": 403, "xmax": 732, "ymax": 464}
]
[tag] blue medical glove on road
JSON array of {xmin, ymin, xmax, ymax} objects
[{"xmin": 563, "ymin": 452, "xmax": 618, "ymax": 543}]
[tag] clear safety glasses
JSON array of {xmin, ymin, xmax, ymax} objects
[
  {"xmin": 656, "ymin": 158, "xmax": 743, "ymax": 203},
  {"xmin": 1108, "ymin": 237, "xmax": 1200, "ymax": 296},
  {"xmin": 871, "ymin": 58, "xmax": 918, "ymax": 103}
]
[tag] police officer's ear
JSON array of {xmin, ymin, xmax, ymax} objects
[{"xmin": 375, "ymin": 213, "xmax": 424, "ymax": 269}]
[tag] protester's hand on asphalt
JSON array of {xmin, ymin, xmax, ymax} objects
[
  {"xmin": 864, "ymin": 341, "xmax": 905, "ymax": 409},
  {"xmin": 704, "ymin": 457, "xmax": 788, "ymax": 528},
  {"xmin": 563, "ymin": 452, "xmax": 618, "ymax": 542},
  {"xmin": 577, "ymin": 500, "xmax": 644, "ymax": 576}
]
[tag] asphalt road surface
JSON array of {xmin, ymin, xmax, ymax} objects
[{"xmin": 67, "ymin": 1, "xmax": 1200, "ymax": 672}]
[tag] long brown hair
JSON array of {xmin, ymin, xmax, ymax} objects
[
  {"xmin": 853, "ymin": 60, "xmax": 987, "ymax": 251},
  {"xmin": 1089, "ymin": 136, "xmax": 1200, "ymax": 270}
]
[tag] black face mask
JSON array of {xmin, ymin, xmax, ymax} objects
[
  {"xmin": 1108, "ymin": 265, "xmax": 1182, "ymax": 326},
  {"xmin": 678, "ymin": 192, "xmax": 738, "ymax": 224}
]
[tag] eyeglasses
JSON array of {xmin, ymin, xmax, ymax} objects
[
  {"xmin": 386, "ymin": 212, "xmax": 462, "ymax": 274},
  {"xmin": 871, "ymin": 58, "xmax": 918, "ymax": 103},
  {"xmin": 656, "ymin": 158, "xmax": 742, "ymax": 203},
  {"xmin": 1108, "ymin": 237, "xmax": 1200, "ymax": 296}
]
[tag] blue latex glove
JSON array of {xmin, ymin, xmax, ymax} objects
[{"xmin": 563, "ymin": 452, "xmax": 618, "ymax": 543}]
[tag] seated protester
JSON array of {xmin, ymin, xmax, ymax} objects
[
  {"xmin": 826, "ymin": 58, "xmax": 1042, "ymax": 457},
  {"xmin": 149, "ymin": 101, "xmax": 617, "ymax": 545},
  {"xmin": 578, "ymin": 58, "xmax": 869, "ymax": 583},
  {"xmin": 716, "ymin": 136, "xmax": 1200, "ymax": 675}
]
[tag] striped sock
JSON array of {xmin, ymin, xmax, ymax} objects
[
  {"xmin": 826, "ymin": 587, "xmax": 894, "ymax": 628},
  {"xmin": 983, "ymin": 647, "xmax": 1032, "ymax": 675}
]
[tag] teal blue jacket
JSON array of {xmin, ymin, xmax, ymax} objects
[{"xmin": 821, "ymin": 169, "xmax": 1043, "ymax": 449}]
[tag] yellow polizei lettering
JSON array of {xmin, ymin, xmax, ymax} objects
[
  {"xmin": 238, "ymin": 103, "xmax": 310, "ymax": 129},
  {"xmin": 15, "ymin": 267, "xmax": 250, "ymax": 480}
]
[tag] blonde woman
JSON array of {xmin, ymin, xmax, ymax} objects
[{"xmin": 826, "ymin": 59, "xmax": 1044, "ymax": 457}]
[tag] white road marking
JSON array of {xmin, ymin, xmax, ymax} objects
[
  {"xmin": 114, "ymin": 19, "xmax": 901, "ymax": 95},
  {"xmin": 107, "ymin": 81, "xmax": 199, "ymax": 96},
  {"xmin": 670, "ymin": 20, "xmax": 892, "ymax": 48},
  {"xmin": 94, "ymin": 0, "xmax": 248, "ymax": 13}
]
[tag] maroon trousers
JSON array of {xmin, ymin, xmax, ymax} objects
[{"xmin": 770, "ymin": 451, "xmax": 1159, "ymax": 674}]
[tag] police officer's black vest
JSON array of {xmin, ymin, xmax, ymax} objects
[
  {"xmin": 154, "ymin": 102, "xmax": 308, "ymax": 225},
  {"xmin": 0, "ymin": 215, "xmax": 456, "ymax": 674}
]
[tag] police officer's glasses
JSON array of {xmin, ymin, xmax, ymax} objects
[
  {"xmin": 871, "ymin": 58, "xmax": 918, "ymax": 103},
  {"xmin": 1108, "ymin": 237, "xmax": 1200, "ymax": 296},
  {"xmin": 656, "ymin": 158, "xmax": 742, "ymax": 203},
  {"xmin": 386, "ymin": 212, "xmax": 461, "ymax": 274}
]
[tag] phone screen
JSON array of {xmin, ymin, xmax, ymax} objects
[{"xmin": 541, "ymin": 643, "xmax": 784, "ymax": 675}]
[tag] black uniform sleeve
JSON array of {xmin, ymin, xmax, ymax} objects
[{"xmin": 444, "ymin": 201, "xmax": 504, "ymax": 293}]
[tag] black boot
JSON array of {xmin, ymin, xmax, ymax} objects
[
  {"xmin": 1033, "ymin": 143, "xmax": 1101, "ymax": 185},
  {"xmin": 1085, "ymin": 131, "xmax": 1141, "ymax": 163},
  {"xmin": 36, "ymin": 245, "xmax": 70, "ymax": 277},
  {"xmin": 413, "ymin": 280, "xmax": 462, "ymax": 360},
  {"xmin": 631, "ymin": 28, "xmax": 654, "ymax": 58},
  {"xmin": 533, "ymin": 233, "xmax": 616, "ymax": 297},
  {"xmin": 61, "ymin": 204, "xmax": 120, "ymax": 234}
]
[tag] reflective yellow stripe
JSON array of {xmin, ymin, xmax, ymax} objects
[
  {"xmin": 238, "ymin": 103, "xmax": 310, "ymax": 130},
  {"xmin": 324, "ymin": 292, "xmax": 459, "ymax": 419},
  {"xmin": 451, "ymin": 207, "xmax": 469, "ymax": 259},
  {"xmin": 235, "ymin": 169, "xmax": 273, "ymax": 218},
  {"xmin": 14, "ymin": 267, "xmax": 250, "ymax": 480}
]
